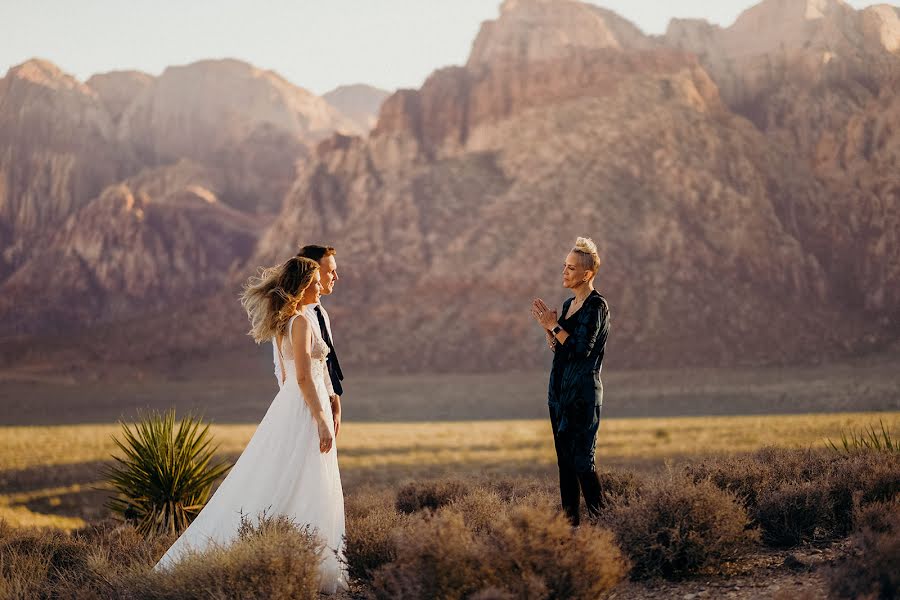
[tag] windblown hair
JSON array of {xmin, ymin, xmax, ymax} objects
[
  {"xmin": 296, "ymin": 244, "xmax": 336, "ymax": 263},
  {"xmin": 572, "ymin": 236, "xmax": 601, "ymax": 275},
  {"xmin": 240, "ymin": 256, "xmax": 320, "ymax": 343}
]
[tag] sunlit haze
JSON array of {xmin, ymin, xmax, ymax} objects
[{"xmin": 0, "ymin": 0, "xmax": 878, "ymax": 94}]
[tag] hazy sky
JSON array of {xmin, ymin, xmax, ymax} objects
[{"xmin": 0, "ymin": 0, "xmax": 878, "ymax": 95}]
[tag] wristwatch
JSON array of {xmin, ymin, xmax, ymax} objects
[{"xmin": 550, "ymin": 324, "xmax": 563, "ymax": 335}]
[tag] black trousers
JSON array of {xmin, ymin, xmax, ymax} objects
[
  {"xmin": 558, "ymin": 467, "xmax": 603, "ymax": 526},
  {"xmin": 549, "ymin": 402, "xmax": 603, "ymax": 526}
]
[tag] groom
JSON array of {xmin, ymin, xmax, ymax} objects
[{"xmin": 296, "ymin": 244, "xmax": 345, "ymax": 437}]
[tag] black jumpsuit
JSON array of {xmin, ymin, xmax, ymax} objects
[{"xmin": 547, "ymin": 290, "xmax": 610, "ymax": 524}]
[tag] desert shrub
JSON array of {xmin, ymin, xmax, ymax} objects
[
  {"xmin": 136, "ymin": 512, "xmax": 324, "ymax": 600},
  {"xmin": 103, "ymin": 409, "xmax": 232, "ymax": 537},
  {"xmin": 344, "ymin": 503, "xmax": 408, "ymax": 584},
  {"xmin": 483, "ymin": 505, "xmax": 628, "ymax": 599},
  {"xmin": 0, "ymin": 521, "xmax": 92, "ymax": 599},
  {"xmin": 685, "ymin": 447, "xmax": 900, "ymax": 547},
  {"xmin": 370, "ymin": 501, "xmax": 627, "ymax": 600},
  {"xmin": 828, "ymin": 499, "xmax": 900, "ymax": 600},
  {"xmin": 345, "ymin": 486, "xmax": 394, "ymax": 521},
  {"xmin": 395, "ymin": 478, "xmax": 471, "ymax": 514},
  {"xmin": 476, "ymin": 476, "xmax": 556, "ymax": 503},
  {"xmin": 0, "ymin": 518, "xmax": 172, "ymax": 599},
  {"xmin": 833, "ymin": 451, "xmax": 900, "ymax": 507},
  {"xmin": 598, "ymin": 469, "xmax": 643, "ymax": 503},
  {"xmin": 684, "ymin": 447, "xmax": 831, "ymax": 508},
  {"xmin": 755, "ymin": 480, "xmax": 835, "ymax": 546},
  {"xmin": 603, "ymin": 472, "xmax": 758, "ymax": 580},
  {"xmin": 448, "ymin": 488, "xmax": 508, "ymax": 533},
  {"xmin": 371, "ymin": 510, "xmax": 493, "ymax": 600}
]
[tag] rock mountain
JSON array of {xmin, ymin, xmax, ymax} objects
[{"xmin": 1, "ymin": 0, "xmax": 897, "ymax": 377}]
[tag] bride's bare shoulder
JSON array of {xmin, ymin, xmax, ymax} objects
[{"xmin": 290, "ymin": 313, "xmax": 312, "ymax": 345}]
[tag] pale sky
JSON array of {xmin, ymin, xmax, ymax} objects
[{"xmin": 0, "ymin": 0, "xmax": 880, "ymax": 95}]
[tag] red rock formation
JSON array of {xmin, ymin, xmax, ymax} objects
[
  {"xmin": 0, "ymin": 161, "xmax": 263, "ymax": 336},
  {"xmin": 322, "ymin": 84, "xmax": 391, "ymax": 133},
  {"xmin": 2, "ymin": 1, "xmax": 898, "ymax": 376},
  {"xmin": 0, "ymin": 60, "xmax": 125, "ymax": 277}
]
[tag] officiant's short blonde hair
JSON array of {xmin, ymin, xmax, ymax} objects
[{"xmin": 572, "ymin": 237, "xmax": 601, "ymax": 274}]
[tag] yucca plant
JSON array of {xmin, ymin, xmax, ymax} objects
[
  {"xmin": 827, "ymin": 419, "xmax": 898, "ymax": 454},
  {"xmin": 103, "ymin": 409, "xmax": 232, "ymax": 537}
]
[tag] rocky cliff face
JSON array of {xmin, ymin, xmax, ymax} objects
[
  {"xmin": 86, "ymin": 70, "xmax": 154, "ymax": 125},
  {"xmin": 323, "ymin": 84, "xmax": 391, "ymax": 133},
  {"xmin": 665, "ymin": 0, "xmax": 900, "ymax": 315},
  {"xmin": 114, "ymin": 59, "xmax": 362, "ymax": 213},
  {"xmin": 250, "ymin": 0, "xmax": 898, "ymax": 372},
  {"xmin": 2, "ymin": 0, "xmax": 898, "ymax": 376},
  {"xmin": 0, "ymin": 58, "xmax": 360, "ymax": 282},
  {"xmin": 0, "ymin": 57, "xmax": 367, "ymax": 369},
  {"xmin": 0, "ymin": 160, "xmax": 263, "ymax": 337},
  {"xmin": 468, "ymin": 0, "xmax": 656, "ymax": 66},
  {"xmin": 0, "ymin": 60, "xmax": 126, "ymax": 278}
]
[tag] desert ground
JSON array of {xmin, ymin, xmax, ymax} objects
[{"xmin": 1, "ymin": 359, "xmax": 897, "ymax": 598}]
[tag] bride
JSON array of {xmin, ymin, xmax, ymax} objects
[{"xmin": 153, "ymin": 256, "xmax": 348, "ymax": 594}]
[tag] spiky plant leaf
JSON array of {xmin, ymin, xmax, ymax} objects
[
  {"xmin": 827, "ymin": 419, "xmax": 899, "ymax": 455},
  {"xmin": 102, "ymin": 409, "xmax": 232, "ymax": 537}
]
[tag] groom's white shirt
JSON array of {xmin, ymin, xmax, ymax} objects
[{"xmin": 305, "ymin": 302, "xmax": 335, "ymax": 346}]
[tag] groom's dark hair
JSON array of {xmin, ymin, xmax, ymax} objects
[{"xmin": 296, "ymin": 244, "xmax": 336, "ymax": 263}]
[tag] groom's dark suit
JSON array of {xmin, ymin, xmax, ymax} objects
[{"xmin": 313, "ymin": 304, "xmax": 344, "ymax": 396}]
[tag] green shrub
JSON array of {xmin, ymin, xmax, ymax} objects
[
  {"xmin": 103, "ymin": 409, "xmax": 232, "ymax": 537},
  {"xmin": 827, "ymin": 419, "xmax": 898, "ymax": 454}
]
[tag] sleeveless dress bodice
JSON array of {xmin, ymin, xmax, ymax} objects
[{"xmin": 276, "ymin": 313, "xmax": 331, "ymax": 393}]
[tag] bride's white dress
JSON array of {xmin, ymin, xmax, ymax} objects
[{"xmin": 153, "ymin": 313, "xmax": 347, "ymax": 593}]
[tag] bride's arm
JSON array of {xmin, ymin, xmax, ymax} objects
[{"xmin": 292, "ymin": 316, "xmax": 334, "ymax": 453}]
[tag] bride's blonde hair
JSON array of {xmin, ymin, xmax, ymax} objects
[
  {"xmin": 240, "ymin": 256, "xmax": 320, "ymax": 343},
  {"xmin": 572, "ymin": 236, "xmax": 601, "ymax": 276}
]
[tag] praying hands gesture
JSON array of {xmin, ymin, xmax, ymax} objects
[{"xmin": 531, "ymin": 298, "xmax": 558, "ymax": 331}]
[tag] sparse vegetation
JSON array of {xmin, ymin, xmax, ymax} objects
[
  {"xmin": 827, "ymin": 418, "xmax": 898, "ymax": 454},
  {"xmin": 684, "ymin": 446, "xmax": 900, "ymax": 547},
  {"xmin": 602, "ymin": 471, "xmax": 758, "ymax": 580},
  {"xmin": 1, "ymin": 413, "xmax": 898, "ymax": 598},
  {"xmin": 102, "ymin": 410, "xmax": 232, "ymax": 537},
  {"xmin": 368, "ymin": 488, "xmax": 628, "ymax": 600},
  {"xmin": 828, "ymin": 499, "xmax": 900, "ymax": 600}
]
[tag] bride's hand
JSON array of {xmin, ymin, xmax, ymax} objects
[{"xmin": 316, "ymin": 415, "xmax": 334, "ymax": 453}]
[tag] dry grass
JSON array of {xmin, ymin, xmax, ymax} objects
[
  {"xmin": 1, "ymin": 412, "xmax": 898, "ymax": 529},
  {"xmin": 4, "ymin": 412, "xmax": 898, "ymax": 472},
  {"xmin": 1, "ymin": 446, "xmax": 898, "ymax": 598}
]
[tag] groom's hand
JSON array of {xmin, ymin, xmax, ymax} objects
[{"xmin": 331, "ymin": 394, "xmax": 342, "ymax": 438}]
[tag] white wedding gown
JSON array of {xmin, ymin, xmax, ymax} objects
[{"xmin": 153, "ymin": 313, "xmax": 348, "ymax": 594}]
